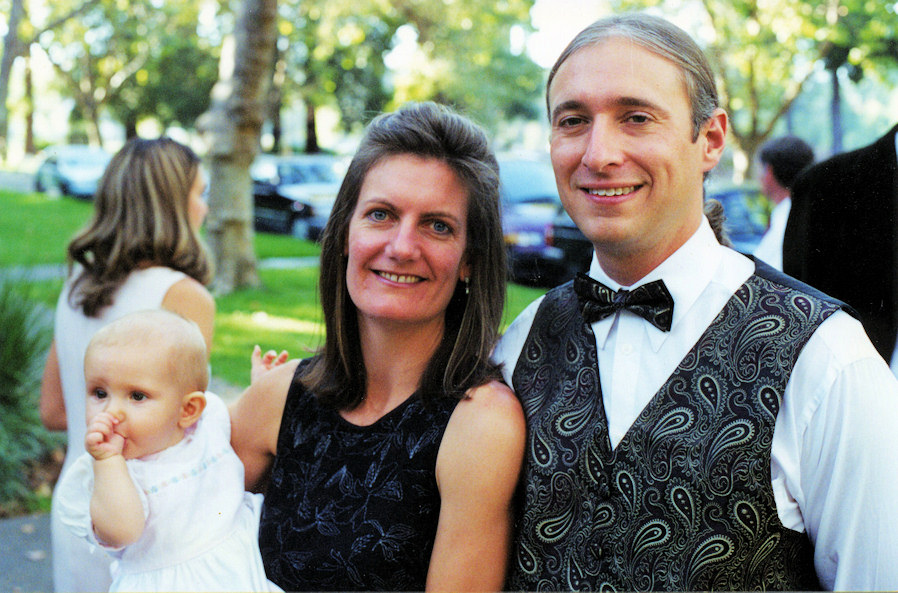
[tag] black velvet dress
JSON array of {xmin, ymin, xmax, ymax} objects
[{"xmin": 258, "ymin": 359, "xmax": 460, "ymax": 591}]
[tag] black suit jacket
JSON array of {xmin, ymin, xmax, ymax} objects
[{"xmin": 783, "ymin": 124, "xmax": 898, "ymax": 359}]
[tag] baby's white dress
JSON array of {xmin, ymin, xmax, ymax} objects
[{"xmin": 56, "ymin": 392, "xmax": 279, "ymax": 592}]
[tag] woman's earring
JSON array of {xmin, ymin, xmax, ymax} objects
[{"xmin": 463, "ymin": 277, "xmax": 470, "ymax": 295}]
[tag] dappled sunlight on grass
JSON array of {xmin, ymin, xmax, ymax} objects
[
  {"xmin": 211, "ymin": 310, "xmax": 324, "ymax": 387},
  {"xmin": 240, "ymin": 310, "xmax": 324, "ymax": 334}
]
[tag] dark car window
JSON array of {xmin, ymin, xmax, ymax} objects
[
  {"xmin": 279, "ymin": 162, "xmax": 340, "ymax": 185},
  {"xmin": 499, "ymin": 160, "xmax": 559, "ymax": 204},
  {"xmin": 709, "ymin": 188, "xmax": 768, "ymax": 236}
]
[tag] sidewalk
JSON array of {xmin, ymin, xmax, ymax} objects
[{"xmin": 0, "ymin": 513, "xmax": 52, "ymax": 593}]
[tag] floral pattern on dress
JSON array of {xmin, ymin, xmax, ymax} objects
[{"xmin": 259, "ymin": 361, "xmax": 460, "ymax": 592}]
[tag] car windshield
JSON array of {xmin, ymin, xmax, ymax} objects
[
  {"xmin": 56, "ymin": 148, "xmax": 111, "ymax": 169},
  {"xmin": 279, "ymin": 161, "xmax": 340, "ymax": 185},
  {"xmin": 499, "ymin": 159, "xmax": 559, "ymax": 204}
]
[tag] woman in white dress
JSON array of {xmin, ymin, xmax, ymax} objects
[{"xmin": 40, "ymin": 137, "xmax": 215, "ymax": 592}]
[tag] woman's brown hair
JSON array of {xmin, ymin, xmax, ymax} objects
[
  {"xmin": 67, "ymin": 137, "xmax": 212, "ymax": 317},
  {"xmin": 303, "ymin": 102, "xmax": 507, "ymax": 409}
]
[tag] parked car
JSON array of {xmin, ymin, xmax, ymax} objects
[
  {"xmin": 251, "ymin": 154, "xmax": 345, "ymax": 240},
  {"xmin": 546, "ymin": 184, "xmax": 770, "ymax": 282},
  {"xmin": 498, "ymin": 156, "xmax": 568, "ymax": 286},
  {"xmin": 34, "ymin": 145, "xmax": 112, "ymax": 199},
  {"xmin": 544, "ymin": 207, "xmax": 591, "ymax": 282},
  {"xmin": 707, "ymin": 184, "xmax": 769, "ymax": 253}
]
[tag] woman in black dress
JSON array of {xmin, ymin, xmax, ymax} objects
[{"xmin": 230, "ymin": 102, "xmax": 525, "ymax": 591}]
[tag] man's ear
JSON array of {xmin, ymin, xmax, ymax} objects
[
  {"xmin": 179, "ymin": 391, "xmax": 207, "ymax": 429},
  {"xmin": 700, "ymin": 108, "xmax": 728, "ymax": 174}
]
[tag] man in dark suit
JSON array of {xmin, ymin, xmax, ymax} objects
[{"xmin": 783, "ymin": 124, "xmax": 898, "ymax": 366}]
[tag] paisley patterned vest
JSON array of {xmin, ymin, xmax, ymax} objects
[{"xmin": 508, "ymin": 265, "xmax": 842, "ymax": 591}]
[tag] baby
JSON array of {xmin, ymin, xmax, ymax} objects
[{"xmin": 55, "ymin": 309, "xmax": 280, "ymax": 591}]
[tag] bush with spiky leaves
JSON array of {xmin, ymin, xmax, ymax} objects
[{"xmin": 0, "ymin": 276, "xmax": 65, "ymax": 516}]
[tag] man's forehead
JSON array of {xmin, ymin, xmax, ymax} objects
[{"xmin": 547, "ymin": 40, "xmax": 688, "ymax": 112}]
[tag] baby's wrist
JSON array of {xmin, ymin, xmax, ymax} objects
[{"xmin": 91, "ymin": 450, "xmax": 125, "ymax": 463}]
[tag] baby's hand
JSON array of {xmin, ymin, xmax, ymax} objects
[
  {"xmin": 251, "ymin": 345, "xmax": 289, "ymax": 384},
  {"xmin": 85, "ymin": 412, "xmax": 125, "ymax": 460}
]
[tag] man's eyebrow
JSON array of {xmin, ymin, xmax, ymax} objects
[
  {"xmin": 616, "ymin": 96, "xmax": 667, "ymax": 114},
  {"xmin": 549, "ymin": 100, "xmax": 585, "ymax": 124},
  {"xmin": 550, "ymin": 95, "xmax": 670, "ymax": 124}
]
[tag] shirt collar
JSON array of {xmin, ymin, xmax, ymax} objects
[{"xmin": 587, "ymin": 217, "xmax": 723, "ymax": 349}]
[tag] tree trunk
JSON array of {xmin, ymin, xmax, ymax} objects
[
  {"xmin": 830, "ymin": 67, "xmax": 843, "ymax": 155},
  {"xmin": 305, "ymin": 102, "xmax": 319, "ymax": 153},
  {"xmin": 124, "ymin": 114, "xmax": 138, "ymax": 140},
  {"xmin": 24, "ymin": 49, "xmax": 34, "ymax": 154},
  {"xmin": 198, "ymin": 0, "xmax": 278, "ymax": 294},
  {"xmin": 269, "ymin": 45, "xmax": 285, "ymax": 153},
  {"xmin": 0, "ymin": 0, "xmax": 25, "ymax": 161},
  {"xmin": 87, "ymin": 101, "xmax": 103, "ymax": 147}
]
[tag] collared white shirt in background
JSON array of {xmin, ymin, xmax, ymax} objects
[
  {"xmin": 495, "ymin": 217, "xmax": 898, "ymax": 591},
  {"xmin": 753, "ymin": 196, "xmax": 791, "ymax": 271}
]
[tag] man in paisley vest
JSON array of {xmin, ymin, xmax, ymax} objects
[{"xmin": 493, "ymin": 12, "xmax": 898, "ymax": 591}]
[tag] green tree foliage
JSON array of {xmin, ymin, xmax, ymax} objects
[
  {"xmin": 275, "ymin": 0, "xmax": 399, "ymax": 149},
  {"xmin": 612, "ymin": 0, "xmax": 898, "ymax": 176},
  {"xmin": 274, "ymin": 0, "xmax": 543, "ymax": 150},
  {"xmin": 35, "ymin": 0, "xmax": 218, "ymax": 142},
  {"xmin": 0, "ymin": 0, "xmax": 103, "ymax": 157},
  {"xmin": 387, "ymin": 0, "xmax": 544, "ymax": 127},
  {"xmin": 105, "ymin": 13, "xmax": 219, "ymax": 137}
]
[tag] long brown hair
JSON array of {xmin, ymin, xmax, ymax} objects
[
  {"xmin": 303, "ymin": 102, "xmax": 506, "ymax": 409},
  {"xmin": 67, "ymin": 137, "xmax": 212, "ymax": 317}
]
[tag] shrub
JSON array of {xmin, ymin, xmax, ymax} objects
[{"xmin": 0, "ymin": 275, "xmax": 65, "ymax": 516}]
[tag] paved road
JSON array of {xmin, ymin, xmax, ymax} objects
[
  {"xmin": 0, "ymin": 169, "xmax": 34, "ymax": 193},
  {"xmin": 0, "ymin": 513, "xmax": 52, "ymax": 593}
]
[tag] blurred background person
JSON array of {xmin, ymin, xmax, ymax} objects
[
  {"xmin": 752, "ymin": 135, "xmax": 815, "ymax": 270},
  {"xmin": 39, "ymin": 137, "xmax": 215, "ymax": 592},
  {"xmin": 784, "ymin": 123, "xmax": 898, "ymax": 371}
]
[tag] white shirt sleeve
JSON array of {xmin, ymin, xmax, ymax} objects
[
  {"xmin": 778, "ymin": 310, "xmax": 898, "ymax": 590},
  {"xmin": 493, "ymin": 295, "xmax": 543, "ymax": 385}
]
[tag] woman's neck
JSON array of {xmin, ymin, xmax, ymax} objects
[{"xmin": 340, "ymin": 317, "xmax": 443, "ymax": 426}]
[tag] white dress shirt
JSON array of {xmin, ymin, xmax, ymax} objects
[
  {"xmin": 753, "ymin": 196, "xmax": 791, "ymax": 271},
  {"xmin": 494, "ymin": 218, "xmax": 898, "ymax": 591}
]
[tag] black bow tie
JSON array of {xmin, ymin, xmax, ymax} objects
[{"xmin": 573, "ymin": 273, "xmax": 674, "ymax": 331}]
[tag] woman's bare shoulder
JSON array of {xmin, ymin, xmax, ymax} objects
[
  {"xmin": 463, "ymin": 379, "xmax": 520, "ymax": 414},
  {"xmin": 446, "ymin": 379, "xmax": 524, "ymax": 445}
]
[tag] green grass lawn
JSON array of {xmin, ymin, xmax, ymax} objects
[{"xmin": 2, "ymin": 189, "xmax": 548, "ymax": 390}]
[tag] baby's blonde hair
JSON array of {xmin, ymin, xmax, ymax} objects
[{"xmin": 87, "ymin": 309, "xmax": 209, "ymax": 393}]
